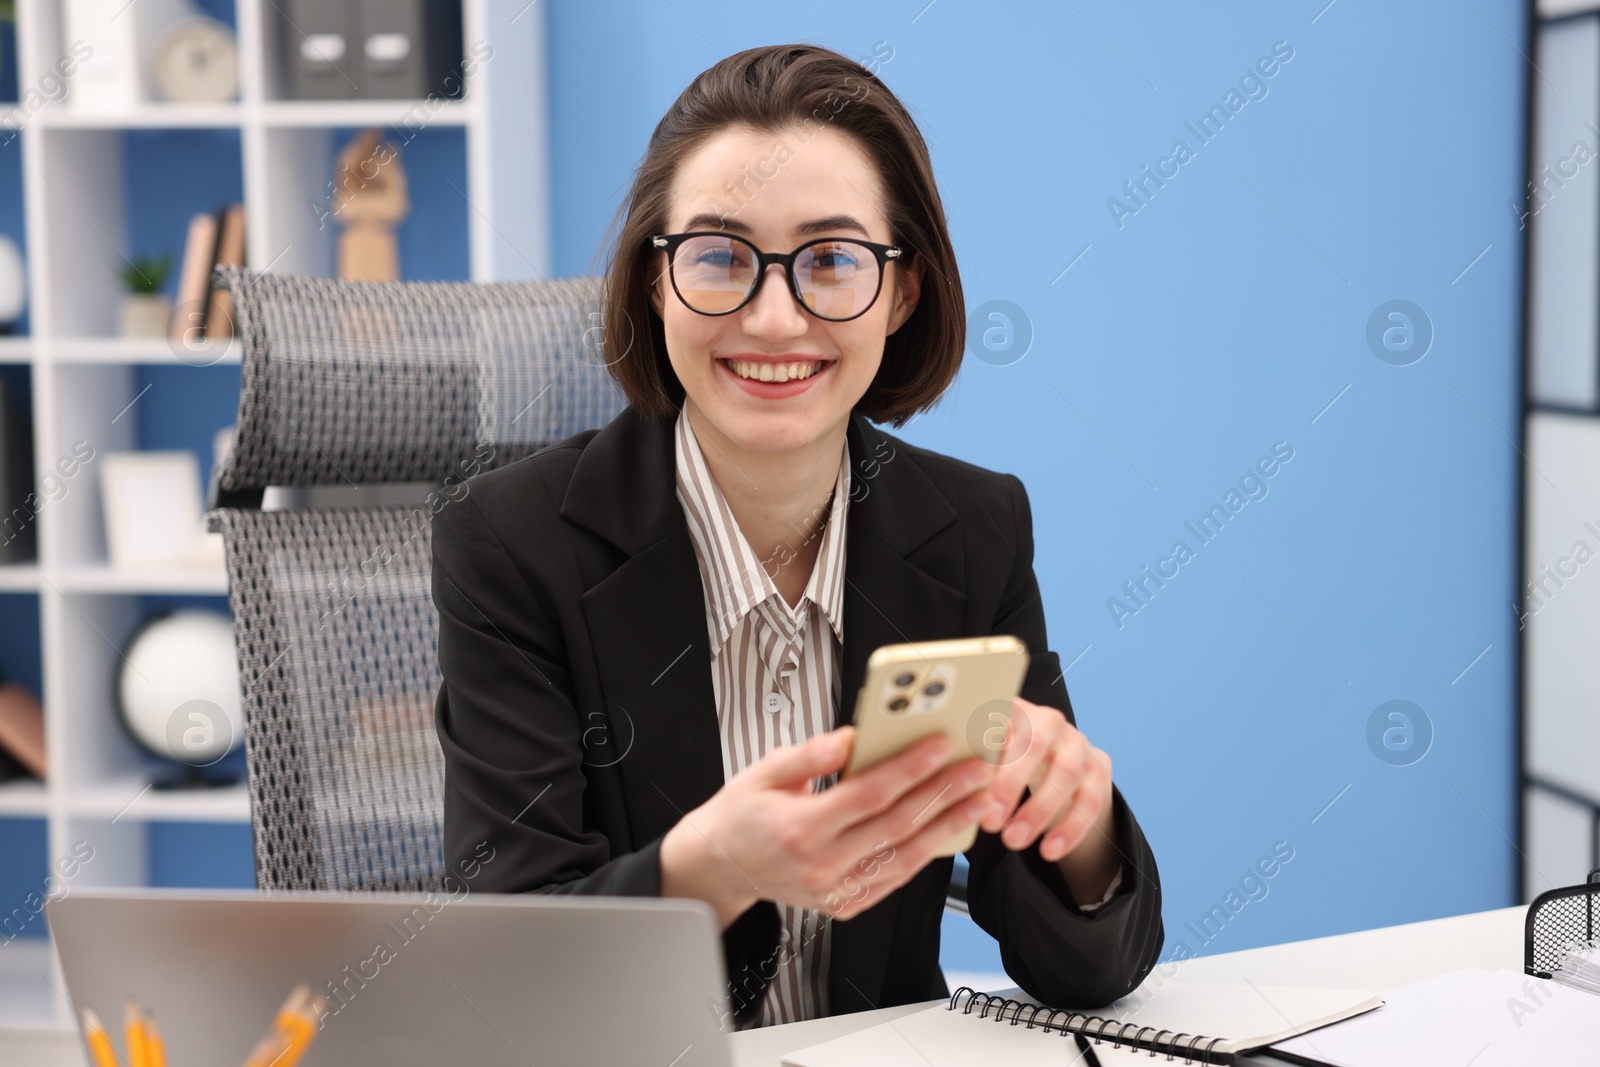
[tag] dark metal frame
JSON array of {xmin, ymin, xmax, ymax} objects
[
  {"xmin": 1518, "ymin": 5, "xmax": 1600, "ymax": 903},
  {"xmin": 1524, "ymin": 868, "xmax": 1600, "ymax": 977}
]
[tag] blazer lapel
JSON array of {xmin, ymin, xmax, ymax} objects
[
  {"xmin": 561, "ymin": 405, "xmax": 723, "ymax": 848},
  {"xmin": 830, "ymin": 412, "xmax": 967, "ymax": 1013},
  {"xmin": 561, "ymin": 404, "xmax": 968, "ymax": 1010},
  {"xmin": 836, "ymin": 412, "xmax": 967, "ymax": 731}
]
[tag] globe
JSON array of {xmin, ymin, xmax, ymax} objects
[{"xmin": 115, "ymin": 608, "xmax": 244, "ymax": 786}]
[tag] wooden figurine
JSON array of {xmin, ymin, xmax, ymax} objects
[{"xmin": 332, "ymin": 128, "xmax": 410, "ymax": 281}]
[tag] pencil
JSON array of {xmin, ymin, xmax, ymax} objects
[
  {"xmin": 270, "ymin": 990, "xmax": 326, "ymax": 1067},
  {"xmin": 270, "ymin": 1013, "xmax": 317, "ymax": 1067},
  {"xmin": 125, "ymin": 998, "xmax": 148, "ymax": 1067},
  {"xmin": 240, "ymin": 985, "xmax": 315, "ymax": 1067},
  {"xmin": 145, "ymin": 1012, "xmax": 168, "ymax": 1067},
  {"xmin": 80, "ymin": 1008, "xmax": 117, "ymax": 1067}
]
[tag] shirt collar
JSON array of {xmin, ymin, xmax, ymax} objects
[{"xmin": 673, "ymin": 406, "xmax": 849, "ymax": 659}]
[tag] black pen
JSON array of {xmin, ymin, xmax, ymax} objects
[{"xmin": 1074, "ymin": 1031, "xmax": 1102, "ymax": 1067}]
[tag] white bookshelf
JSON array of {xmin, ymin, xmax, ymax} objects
[{"xmin": 1, "ymin": 0, "xmax": 550, "ymax": 1028}]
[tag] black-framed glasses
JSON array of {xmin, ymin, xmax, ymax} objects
[{"xmin": 649, "ymin": 231, "xmax": 903, "ymax": 322}]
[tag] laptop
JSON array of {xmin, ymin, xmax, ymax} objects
[{"xmin": 47, "ymin": 888, "xmax": 734, "ymax": 1067}]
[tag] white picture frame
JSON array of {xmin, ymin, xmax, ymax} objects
[{"xmin": 99, "ymin": 451, "xmax": 206, "ymax": 568}]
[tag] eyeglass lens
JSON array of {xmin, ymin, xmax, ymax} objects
[{"xmin": 671, "ymin": 236, "xmax": 881, "ymax": 319}]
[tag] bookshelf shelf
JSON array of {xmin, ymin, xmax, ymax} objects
[
  {"xmin": 48, "ymin": 336, "xmax": 241, "ymax": 365},
  {"xmin": 50, "ymin": 565, "xmax": 229, "ymax": 596},
  {"xmin": 0, "ymin": 0, "xmax": 551, "ymax": 1029},
  {"xmin": 0, "ymin": 563, "xmax": 40, "ymax": 592},
  {"xmin": 259, "ymin": 98, "xmax": 480, "ymax": 128},
  {"xmin": 67, "ymin": 777, "xmax": 251, "ymax": 823},
  {"xmin": 0, "ymin": 778, "xmax": 47, "ymax": 817},
  {"xmin": 35, "ymin": 104, "xmax": 247, "ymax": 130}
]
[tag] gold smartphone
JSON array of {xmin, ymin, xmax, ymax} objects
[{"xmin": 843, "ymin": 635, "xmax": 1030, "ymax": 857}]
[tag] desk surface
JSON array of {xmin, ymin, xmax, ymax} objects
[
  {"xmin": 727, "ymin": 905, "xmax": 1525, "ymax": 1067},
  {"xmin": 0, "ymin": 906, "xmax": 1525, "ymax": 1067}
]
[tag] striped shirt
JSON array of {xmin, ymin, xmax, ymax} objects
[{"xmin": 673, "ymin": 405, "xmax": 849, "ymax": 1027}]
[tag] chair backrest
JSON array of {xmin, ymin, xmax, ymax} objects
[{"xmin": 203, "ymin": 265, "xmax": 626, "ymax": 891}]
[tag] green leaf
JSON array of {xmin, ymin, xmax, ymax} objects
[{"xmin": 117, "ymin": 252, "xmax": 174, "ymax": 294}]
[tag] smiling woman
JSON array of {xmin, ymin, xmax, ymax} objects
[{"xmin": 431, "ymin": 43, "xmax": 1163, "ymax": 1035}]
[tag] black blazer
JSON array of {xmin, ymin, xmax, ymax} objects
[{"xmin": 431, "ymin": 403, "xmax": 1163, "ymax": 1025}]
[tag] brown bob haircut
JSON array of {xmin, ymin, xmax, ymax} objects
[{"xmin": 595, "ymin": 43, "xmax": 966, "ymax": 429}]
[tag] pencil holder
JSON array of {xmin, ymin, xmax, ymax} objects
[{"xmin": 1525, "ymin": 866, "xmax": 1600, "ymax": 979}]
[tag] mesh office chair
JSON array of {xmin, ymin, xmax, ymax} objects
[
  {"xmin": 200, "ymin": 263, "xmax": 974, "ymax": 909},
  {"xmin": 203, "ymin": 264, "xmax": 625, "ymax": 891}
]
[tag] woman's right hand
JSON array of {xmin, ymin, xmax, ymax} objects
[{"xmin": 658, "ymin": 725, "xmax": 994, "ymax": 926}]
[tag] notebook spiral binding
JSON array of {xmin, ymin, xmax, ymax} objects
[{"xmin": 948, "ymin": 987, "xmax": 1230, "ymax": 1064}]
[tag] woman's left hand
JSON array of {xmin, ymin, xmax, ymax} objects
[{"xmin": 978, "ymin": 696, "xmax": 1119, "ymax": 898}]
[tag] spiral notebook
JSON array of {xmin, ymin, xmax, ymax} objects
[{"xmin": 780, "ymin": 980, "xmax": 1383, "ymax": 1066}]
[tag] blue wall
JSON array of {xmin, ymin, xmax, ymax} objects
[{"xmin": 547, "ymin": 1, "xmax": 1527, "ymax": 972}]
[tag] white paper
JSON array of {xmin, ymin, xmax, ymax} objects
[{"xmin": 1271, "ymin": 967, "xmax": 1600, "ymax": 1066}]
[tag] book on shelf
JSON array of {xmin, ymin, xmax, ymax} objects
[
  {"xmin": 0, "ymin": 679, "xmax": 46, "ymax": 781},
  {"xmin": 172, "ymin": 211, "xmax": 216, "ymax": 346},
  {"xmin": 171, "ymin": 203, "xmax": 245, "ymax": 346},
  {"xmin": 205, "ymin": 203, "xmax": 247, "ymax": 340}
]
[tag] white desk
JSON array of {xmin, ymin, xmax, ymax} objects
[
  {"xmin": 728, "ymin": 906, "xmax": 1525, "ymax": 1066},
  {"xmin": 0, "ymin": 906, "xmax": 1525, "ymax": 1067}
]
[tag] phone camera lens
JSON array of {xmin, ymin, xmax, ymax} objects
[
  {"xmin": 888, "ymin": 697, "xmax": 910, "ymax": 712},
  {"xmin": 893, "ymin": 672, "xmax": 916, "ymax": 688},
  {"xmin": 924, "ymin": 682, "xmax": 945, "ymax": 696}
]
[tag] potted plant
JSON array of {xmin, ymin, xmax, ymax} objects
[{"xmin": 117, "ymin": 252, "xmax": 173, "ymax": 338}]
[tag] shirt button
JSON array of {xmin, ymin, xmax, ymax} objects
[{"xmin": 764, "ymin": 691, "xmax": 785, "ymax": 714}]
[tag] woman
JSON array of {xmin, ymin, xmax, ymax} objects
[{"xmin": 431, "ymin": 43, "xmax": 1163, "ymax": 1030}]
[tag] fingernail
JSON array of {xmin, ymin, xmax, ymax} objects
[
  {"xmin": 1006, "ymin": 820, "xmax": 1030, "ymax": 845},
  {"xmin": 1043, "ymin": 834, "xmax": 1066, "ymax": 859}
]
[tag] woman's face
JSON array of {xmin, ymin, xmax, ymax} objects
[{"xmin": 649, "ymin": 124, "xmax": 924, "ymax": 455}]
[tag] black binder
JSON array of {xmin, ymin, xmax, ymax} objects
[{"xmin": 0, "ymin": 372, "xmax": 36, "ymax": 565}]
